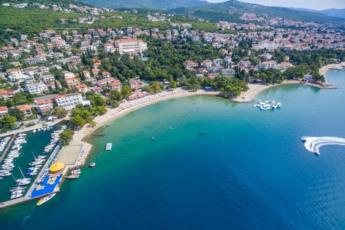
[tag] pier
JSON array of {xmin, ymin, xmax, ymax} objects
[
  {"xmin": 0, "ymin": 144, "xmax": 62, "ymax": 209},
  {"xmin": 0, "ymin": 134, "xmax": 16, "ymax": 163},
  {"xmin": 301, "ymin": 136, "xmax": 345, "ymax": 155}
]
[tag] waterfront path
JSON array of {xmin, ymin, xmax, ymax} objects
[{"xmin": 0, "ymin": 118, "xmax": 65, "ymax": 138}]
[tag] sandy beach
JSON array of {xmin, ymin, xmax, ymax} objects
[
  {"xmin": 60, "ymin": 62, "xmax": 345, "ymax": 168},
  {"xmin": 232, "ymin": 80, "xmax": 301, "ymax": 103},
  {"xmin": 319, "ymin": 61, "xmax": 345, "ymax": 76},
  {"xmin": 60, "ymin": 88, "xmax": 219, "ymax": 167}
]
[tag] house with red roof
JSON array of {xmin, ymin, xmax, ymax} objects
[
  {"xmin": 0, "ymin": 106, "xmax": 8, "ymax": 118},
  {"xmin": 15, "ymin": 104, "xmax": 33, "ymax": 117}
]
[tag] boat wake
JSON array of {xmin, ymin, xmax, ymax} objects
[{"xmin": 301, "ymin": 136, "xmax": 345, "ymax": 155}]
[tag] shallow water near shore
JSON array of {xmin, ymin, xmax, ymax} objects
[{"xmin": 1, "ymin": 70, "xmax": 345, "ymax": 229}]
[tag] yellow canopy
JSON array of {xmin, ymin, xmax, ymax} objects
[{"xmin": 49, "ymin": 162, "xmax": 64, "ymax": 173}]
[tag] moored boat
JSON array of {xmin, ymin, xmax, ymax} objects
[
  {"xmin": 88, "ymin": 162, "xmax": 96, "ymax": 168},
  {"xmin": 105, "ymin": 143, "xmax": 112, "ymax": 151},
  {"xmin": 37, "ymin": 193, "xmax": 56, "ymax": 206}
]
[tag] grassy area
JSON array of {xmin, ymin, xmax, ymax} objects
[
  {"xmin": 93, "ymin": 12, "xmax": 171, "ymax": 30},
  {"xmin": 0, "ymin": 6, "xmax": 81, "ymax": 33}
]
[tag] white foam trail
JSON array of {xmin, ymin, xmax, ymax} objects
[{"xmin": 301, "ymin": 136, "xmax": 345, "ymax": 155}]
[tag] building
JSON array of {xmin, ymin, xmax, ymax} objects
[
  {"xmin": 15, "ymin": 104, "xmax": 33, "ymax": 117},
  {"xmin": 114, "ymin": 37, "xmax": 147, "ymax": 55},
  {"xmin": 0, "ymin": 89, "xmax": 16, "ymax": 99},
  {"xmin": 129, "ymin": 78, "xmax": 144, "ymax": 90},
  {"xmin": 6, "ymin": 68, "xmax": 31, "ymax": 82},
  {"xmin": 258, "ymin": 61, "xmax": 277, "ymax": 70},
  {"xmin": 34, "ymin": 96, "xmax": 55, "ymax": 115},
  {"xmin": 25, "ymin": 81, "xmax": 47, "ymax": 95},
  {"xmin": 54, "ymin": 93, "xmax": 90, "ymax": 110},
  {"xmin": 97, "ymin": 77, "xmax": 122, "ymax": 91},
  {"xmin": 0, "ymin": 106, "xmax": 8, "ymax": 117},
  {"xmin": 64, "ymin": 72, "xmax": 80, "ymax": 89}
]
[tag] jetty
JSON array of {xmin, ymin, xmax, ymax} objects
[
  {"xmin": 0, "ymin": 144, "xmax": 61, "ymax": 209},
  {"xmin": 0, "ymin": 134, "xmax": 16, "ymax": 163},
  {"xmin": 301, "ymin": 136, "xmax": 345, "ymax": 155}
]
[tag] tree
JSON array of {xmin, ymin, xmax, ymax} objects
[
  {"xmin": 9, "ymin": 109, "xmax": 24, "ymax": 121},
  {"xmin": 69, "ymin": 105, "xmax": 93, "ymax": 129},
  {"xmin": 107, "ymin": 90, "xmax": 123, "ymax": 107},
  {"xmin": 70, "ymin": 114, "xmax": 86, "ymax": 129},
  {"xmin": 0, "ymin": 115, "xmax": 17, "ymax": 131},
  {"xmin": 150, "ymin": 81, "xmax": 163, "ymax": 93},
  {"xmin": 121, "ymin": 85, "xmax": 132, "ymax": 99},
  {"xmin": 169, "ymin": 80, "xmax": 177, "ymax": 89},
  {"xmin": 59, "ymin": 129, "xmax": 74, "ymax": 146},
  {"xmin": 52, "ymin": 107, "xmax": 68, "ymax": 118}
]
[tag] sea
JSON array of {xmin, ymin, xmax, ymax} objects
[{"xmin": 1, "ymin": 70, "xmax": 345, "ymax": 229}]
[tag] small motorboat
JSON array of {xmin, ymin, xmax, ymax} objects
[{"xmin": 88, "ymin": 162, "xmax": 96, "ymax": 168}]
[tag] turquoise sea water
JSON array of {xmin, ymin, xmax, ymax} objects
[{"xmin": 1, "ymin": 70, "xmax": 345, "ymax": 229}]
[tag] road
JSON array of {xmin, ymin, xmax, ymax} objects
[{"xmin": 0, "ymin": 118, "xmax": 66, "ymax": 138}]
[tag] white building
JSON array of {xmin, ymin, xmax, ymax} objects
[
  {"xmin": 114, "ymin": 37, "xmax": 147, "ymax": 55},
  {"xmin": 6, "ymin": 68, "xmax": 32, "ymax": 82},
  {"xmin": 258, "ymin": 61, "xmax": 277, "ymax": 70},
  {"xmin": 25, "ymin": 82, "xmax": 47, "ymax": 95},
  {"xmin": 54, "ymin": 93, "xmax": 90, "ymax": 110}
]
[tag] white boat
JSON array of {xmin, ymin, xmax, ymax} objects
[
  {"xmin": 10, "ymin": 186, "xmax": 25, "ymax": 192},
  {"xmin": 37, "ymin": 193, "xmax": 56, "ymax": 206},
  {"xmin": 16, "ymin": 178, "xmax": 31, "ymax": 186},
  {"xmin": 105, "ymin": 143, "xmax": 112, "ymax": 151},
  {"xmin": 10, "ymin": 190, "xmax": 24, "ymax": 199},
  {"xmin": 254, "ymin": 100, "xmax": 282, "ymax": 111}
]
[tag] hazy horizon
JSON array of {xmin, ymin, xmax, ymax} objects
[{"xmin": 207, "ymin": 0, "xmax": 345, "ymax": 10}]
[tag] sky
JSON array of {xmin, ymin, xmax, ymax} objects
[{"xmin": 207, "ymin": 0, "xmax": 345, "ymax": 10}]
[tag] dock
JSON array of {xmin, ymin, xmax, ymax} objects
[
  {"xmin": 0, "ymin": 144, "xmax": 62, "ymax": 209},
  {"xmin": 0, "ymin": 134, "xmax": 16, "ymax": 163}
]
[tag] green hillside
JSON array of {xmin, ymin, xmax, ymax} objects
[
  {"xmin": 171, "ymin": 0, "xmax": 343, "ymax": 24},
  {"xmin": 80, "ymin": 0, "xmax": 206, "ymax": 10}
]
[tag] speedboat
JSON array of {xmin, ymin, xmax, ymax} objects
[
  {"xmin": 37, "ymin": 193, "xmax": 56, "ymax": 206},
  {"xmin": 88, "ymin": 162, "xmax": 96, "ymax": 168}
]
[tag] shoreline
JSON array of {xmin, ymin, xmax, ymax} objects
[
  {"xmin": 65, "ymin": 63, "xmax": 345, "ymax": 167},
  {"xmin": 232, "ymin": 80, "xmax": 301, "ymax": 103},
  {"xmin": 319, "ymin": 61, "xmax": 345, "ymax": 76},
  {"xmin": 1, "ymin": 63, "xmax": 344, "ymax": 208},
  {"xmin": 62, "ymin": 88, "xmax": 219, "ymax": 167}
]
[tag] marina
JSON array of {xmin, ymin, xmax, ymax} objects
[{"xmin": 0, "ymin": 125, "xmax": 70, "ymax": 208}]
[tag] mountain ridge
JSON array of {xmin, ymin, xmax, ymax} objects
[
  {"xmin": 79, "ymin": 0, "xmax": 207, "ymax": 9},
  {"xmin": 78, "ymin": 0, "xmax": 343, "ymax": 24}
]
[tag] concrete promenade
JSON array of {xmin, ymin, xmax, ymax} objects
[{"xmin": 0, "ymin": 118, "xmax": 65, "ymax": 138}]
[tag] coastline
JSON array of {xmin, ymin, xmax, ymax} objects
[
  {"xmin": 319, "ymin": 61, "xmax": 345, "ymax": 76},
  {"xmin": 232, "ymin": 80, "xmax": 301, "ymax": 103},
  {"xmin": 60, "ymin": 88, "xmax": 219, "ymax": 168},
  {"xmin": 60, "ymin": 62, "xmax": 345, "ymax": 171}
]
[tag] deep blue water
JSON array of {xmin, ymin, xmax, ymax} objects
[{"xmin": 1, "ymin": 70, "xmax": 345, "ymax": 229}]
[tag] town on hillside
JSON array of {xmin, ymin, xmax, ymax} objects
[{"xmin": 0, "ymin": 1, "xmax": 344, "ymax": 135}]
